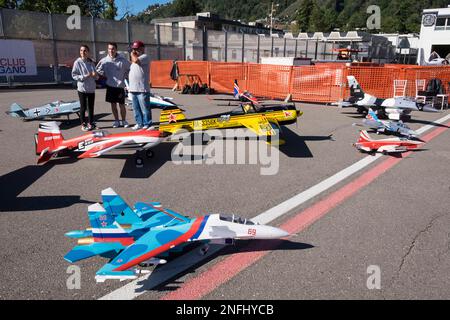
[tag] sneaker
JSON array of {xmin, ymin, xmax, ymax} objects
[
  {"xmin": 81, "ymin": 124, "xmax": 89, "ymax": 132},
  {"xmin": 132, "ymin": 124, "xmax": 142, "ymax": 130},
  {"xmin": 88, "ymin": 123, "xmax": 97, "ymax": 131},
  {"xmin": 113, "ymin": 120, "xmax": 120, "ymax": 128},
  {"xmin": 122, "ymin": 120, "xmax": 130, "ymax": 128}
]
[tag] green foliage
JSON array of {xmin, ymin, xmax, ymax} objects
[
  {"xmin": 1, "ymin": 0, "xmax": 114, "ymax": 18},
  {"xmin": 297, "ymin": 0, "xmax": 314, "ymax": 32},
  {"xmin": 173, "ymin": 0, "xmax": 202, "ymax": 16},
  {"xmin": 101, "ymin": 0, "xmax": 117, "ymax": 20}
]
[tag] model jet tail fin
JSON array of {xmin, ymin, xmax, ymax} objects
[
  {"xmin": 357, "ymin": 130, "xmax": 372, "ymax": 143},
  {"xmin": 347, "ymin": 75, "xmax": 367, "ymax": 100},
  {"xmin": 159, "ymin": 106, "xmax": 186, "ymax": 123},
  {"xmin": 101, "ymin": 187, "xmax": 142, "ymax": 225},
  {"xmin": 233, "ymin": 79, "xmax": 240, "ymax": 98},
  {"xmin": 88, "ymin": 203, "xmax": 134, "ymax": 246},
  {"xmin": 36, "ymin": 122, "xmax": 64, "ymax": 154},
  {"xmin": 7, "ymin": 103, "xmax": 26, "ymax": 118},
  {"xmin": 367, "ymin": 109, "xmax": 380, "ymax": 122}
]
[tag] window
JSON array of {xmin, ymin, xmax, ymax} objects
[
  {"xmin": 219, "ymin": 214, "xmax": 255, "ymax": 225},
  {"xmin": 172, "ymin": 22, "xmax": 179, "ymax": 42},
  {"xmin": 435, "ymin": 17, "xmax": 447, "ymax": 30}
]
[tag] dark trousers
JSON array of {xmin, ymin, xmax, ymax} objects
[{"xmin": 78, "ymin": 91, "xmax": 95, "ymax": 125}]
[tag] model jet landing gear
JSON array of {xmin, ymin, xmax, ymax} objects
[
  {"xmin": 135, "ymin": 156, "xmax": 144, "ymax": 168},
  {"xmin": 134, "ymin": 150, "xmax": 144, "ymax": 168},
  {"xmin": 199, "ymin": 244, "xmax": 209, "ymax": 256}
]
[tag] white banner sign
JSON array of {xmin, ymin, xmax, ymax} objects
[{"xmin": 0, "ymin": 40, "xmax": 37, "ymax": 76}]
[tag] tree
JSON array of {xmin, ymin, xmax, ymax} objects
[
  {"xmin": 0, "ymin": 0, "xmax": 19, "ymax": 9},
  {"xmin": 173, "ymin": 0, "xmax": 202, "ymax": 16},
  {"xmin": 309, "ymin": 4, "xmax": 325, "ymax": 32},
  {"xmin": 101, "ymin": 0, "xmax": 117, "ymax": 20},
  {"xmin": 296, "ymin": 0, "xmax": 314, "ymax": 32},
  {"xmin": 8, "ymin": 0, "xmax": 113, "ymax": 18}
]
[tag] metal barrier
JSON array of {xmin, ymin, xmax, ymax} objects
[{"xmin": 1, "ymin": 8, "xmax": 399, "ymax": 87}]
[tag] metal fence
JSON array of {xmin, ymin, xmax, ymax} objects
[{"xmin": 0, "ymin": 8, "xmax": 396, "ymax": 86}]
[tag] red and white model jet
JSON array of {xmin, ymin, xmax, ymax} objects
[
  {"xmin": 35, "ymin": 122, "xmax": 166, "ymax": 166},
  {"xmin": 353, "ymin": 130, "xmax": 423, "ymax": 155}
]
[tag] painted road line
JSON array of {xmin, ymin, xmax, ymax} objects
[
  {"xmin": 99, "ymin": 113, "xmax": 450, "ymax": 300},
  {"xmin": 161, "ymin": 119, "xmax": 450, "ymax": 300}
]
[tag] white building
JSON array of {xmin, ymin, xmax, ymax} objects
[{"xmin": 417, "ymin": 5, "xmax": 450, "ymax": 64}]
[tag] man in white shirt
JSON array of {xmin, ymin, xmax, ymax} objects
[{"xmin": 128, "ymin": 40, "xmax": 152, "ymax": 130}]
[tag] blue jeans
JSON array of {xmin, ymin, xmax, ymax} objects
[{"xmin": 130, "ymin": 92, "xmax": 152, "ymax": 127}]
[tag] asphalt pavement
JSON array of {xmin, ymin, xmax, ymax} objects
[{"xmin": 0, "ymin": 87, "xmax": 448, "ymax": 299}]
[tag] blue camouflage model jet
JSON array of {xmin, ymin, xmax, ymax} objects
[
  {"xmin": 6, "ymin": 100, "xmax": 80, "ymax": 121},
  {"xmin": 64, "ymin": 188, "xmax": 289, "ymax": 282},
  {"xmin": 353, "ymin": 108, "xmax": 419, "ymax": 139}
]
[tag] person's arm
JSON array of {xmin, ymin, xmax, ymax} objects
[
  {"xmin": 96, "ymin": 59, "xmax": 105, "ymax": 77},
  {"xmin": 72, "ymin": 60, "xmax": 89, "ymax": 82},
  {"xmin": 90, "ymin": 62, "xmax": 99, "ymax": 80},
  {"xmin": 123, "ymin": 59, "xmax": 130, "ymax": 82}
]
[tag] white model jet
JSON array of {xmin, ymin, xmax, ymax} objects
[{"xmin": 341, "ymin": 76, "xmax": 438, "ymax": 120}]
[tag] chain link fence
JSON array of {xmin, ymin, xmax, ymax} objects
[{"xmin": 0, "ymin": 8, "xmax": 396, "ymax": 86}]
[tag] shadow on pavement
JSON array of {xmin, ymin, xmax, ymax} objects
[
  {"xmin": 0, "ymin": 160, "xmax": 94, "ymax": 212},
  {"xmin": 279, "ymin": 126, "xmax": 334, "ymax": 158},
  {"xmin": 137, "ymin": 239, "xmax": 314, "ymax": 293}
]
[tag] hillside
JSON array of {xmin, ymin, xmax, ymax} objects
[{"xmin": 131, "ymin": 0, "xmax": 450, "ymax": 33}]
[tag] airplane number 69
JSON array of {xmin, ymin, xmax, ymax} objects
[{"xmin": 248, "ymin": 228, "xmax": 256, "ymax": 236}]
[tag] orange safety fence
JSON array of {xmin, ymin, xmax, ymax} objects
[
  {"xmin": 342, "ymin": 66, "xmax": 402, "ymax": 99},
  {"xmin": 177, "ymin": 61, "xmax": 209, "ymax": 88},
  {"xmin": 291, "ymin": 64, "xmax": 345, "ymax": 103},
  {"xmin": 246, "ymin": 63, "xmax": 292, "ymax": 100},
  {"xmin": 150, "ymin": 60, "xmax": 175, "ymax": 88},
  {"xmin": 209, "ymin": 62, "xmax": 247, "ymax": 94},
  {"xmin": 151, "ymin": 60, "xmax": 450, "ymax": 104}
]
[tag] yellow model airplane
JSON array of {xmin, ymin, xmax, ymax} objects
[{"xmin": 157, "ymin": 103, "xmax": 302, "ymax": 140}]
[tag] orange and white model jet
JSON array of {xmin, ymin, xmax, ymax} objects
[
  {"xmin": 353, "ymin": 130, "xmax": 423, "ymax": 155},
  {"xmin": 35, "ymin": 122, "xmax": 166, "ymax": 166}
]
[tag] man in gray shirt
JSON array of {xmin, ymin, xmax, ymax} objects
[
  {"xmin": 128, "ymin": 40, "xmax": 152, "ymax": 130},
  {"xmin": 96, "ymin": 42, "xmax": 131, "ymax": 128}
]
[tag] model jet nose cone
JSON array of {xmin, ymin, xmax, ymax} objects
[
  {"xmin": 276, "ymin": 229, "xmax": 290, "ymax": 238},
  {"xmin": 422, "ymin": 104, "xmax": 440, "ymax": 113},
  {"xmin": 264, "ymin": 226, "xmax": 290, "ymax": 239}
]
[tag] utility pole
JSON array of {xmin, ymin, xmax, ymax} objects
[{"xmin": 269, "ymin": 2, "xmax": 279, "ymax": 36}]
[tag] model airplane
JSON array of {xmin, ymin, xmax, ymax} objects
[
  {"xmin": 341, "ymin": 76, "xmax": 439, "ymax": 120},
  {"xmin": 124, "ymin": 79, "xmax": 177, "ymax": 109},
  {"xmin": 233, "ymin": 79, "xmax": 260, "ymax": 105},
  {"xmin": 353, "ymin": 108, "xmax": 419, "ymax": 138},
  {"xmin": 35, "ymin": 122, "xmax": 166, "ymax": 166},
  {"xmin": 353, "ymin": 130, "xmax": 423, "ymax": 154},
  {"xmin": 64, "ymin": 188, "xmax": 289, "ymax": 282},
  {"xmin": 6, "ymin": 101, "xmax": 80, "ymax": 121},
  {"xmin": 157, "ymin": 102, "xmax": 301, "ymax": 140}
]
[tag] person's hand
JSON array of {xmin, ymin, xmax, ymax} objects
[{"xmin": 90, "ymin": 71, "xmax": 96, "ymax": 77}]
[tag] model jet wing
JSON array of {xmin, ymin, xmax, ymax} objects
[
  {"xmin": 239, "ymin": 116, "xmax": 277, "ymax": 136},
  {"xmin": 37, "ymin": 146, "xmax": 68, "ymax": 164},
  {"xmin": 77, "ymin": 139, "xmax": 130, "ymax": 159},
  {"xmin": 65, "ymin": 242, "xmax": 124, "ymax": 263},
  {"xmin": 94, "ymin": 219, "xmax": 202, "ymax": 282},
  {"xmin": 377, "ymin": 145, "xmax": 407, "ymax": 153}
]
